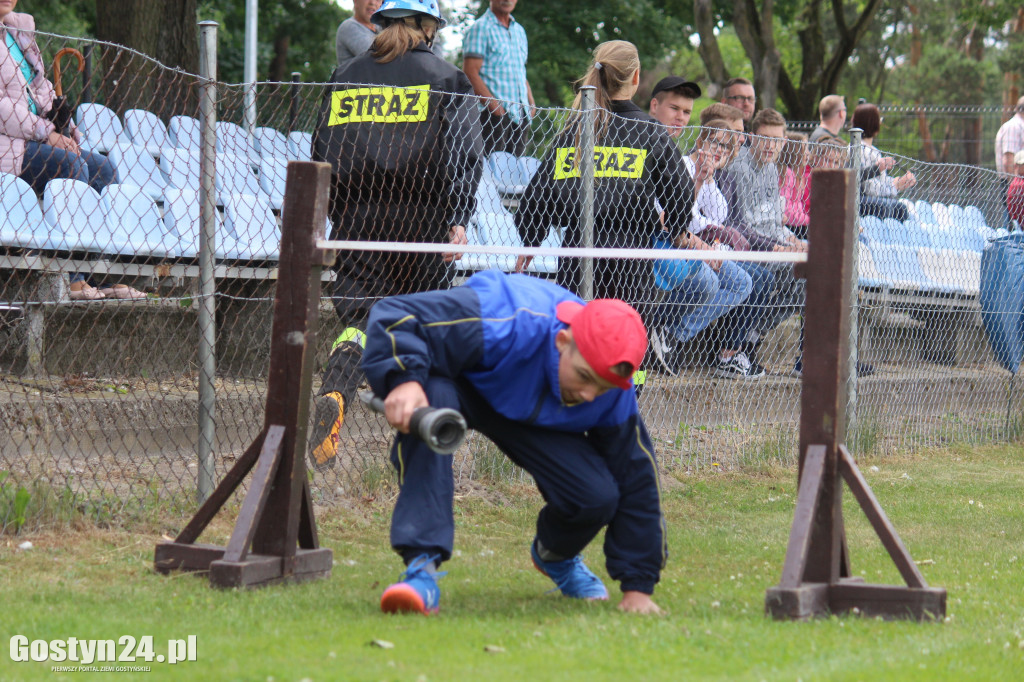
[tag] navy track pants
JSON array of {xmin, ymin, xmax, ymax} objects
[{"xmin": 390, "ymin": 376, "xmax": 620, "ymax": 565}]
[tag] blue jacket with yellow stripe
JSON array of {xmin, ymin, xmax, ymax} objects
[{"xmin": 362, "ymin": 270, "xmax": 666, "ymax": 594}]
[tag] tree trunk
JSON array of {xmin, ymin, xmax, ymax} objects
[
  {"xmin": 268, "ymin": 35, "xmax": 291, "ymax": 84},
  {"xmin": 693, "ymin": 0, "xmax": 729, "ymax": 98},
  {"xmin": 95, "ymin": 0, "xmax": 198, "ymax": 118},
  {"xmin": 907, "ymin": 2, "xmax": 936, "ymax": 163}
]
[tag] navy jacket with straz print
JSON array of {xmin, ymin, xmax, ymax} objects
[
  {"xmin": 361, "ymin": 270, "xmax": 667, "ymax": 595},
  {"xmin": 515, "ymin": 100, "xmax": 694, "ymax": 300}
]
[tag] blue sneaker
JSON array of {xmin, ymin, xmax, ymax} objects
[
  {"xmin": 530, "ymin": 541, "xmax": 608, "ymax": 600},
  {"xmin": 380, "ymin": 554, "xmax": 444, "ymax": 615}
]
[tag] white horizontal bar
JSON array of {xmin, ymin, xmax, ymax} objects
[{"xmin": 316, "ymin": 240, "xmax": 809, "ymax": 264}]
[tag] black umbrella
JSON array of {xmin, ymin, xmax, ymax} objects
[{"xmin": 46, "ymin": 47, "xmax": 84, "ymax": 135}]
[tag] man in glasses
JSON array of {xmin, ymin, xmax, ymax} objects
[{"xmin": 720, "ymin": 77, "xmax": 756, "ymax": 130}]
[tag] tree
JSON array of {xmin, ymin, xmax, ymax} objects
[
  {"xmin": 94, "ymin": 0, "xmax": 199, "ymax": 116},
  {"xmin": 691, "ymin": 0, "xmax": 884, "ymax": 119},
  {"xmin": 198, "ymin": 0, "xmax": 348, "ymax": 85}
]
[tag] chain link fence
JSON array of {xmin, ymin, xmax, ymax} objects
[{"xmin": 1, "ymin": 29, "xmax": 1021, "ymax": 532}]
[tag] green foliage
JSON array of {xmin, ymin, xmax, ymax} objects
[
  {"xmin": 20, "ymin": 0, "xmax": 96, "ymax": 38},
  {"xmin": 902, "ymin": 45, "xmax": 1001, "ymax": 106},
  {"xmin": 197, "ymin": 0, "xmax": 349, "ymax": 84}
]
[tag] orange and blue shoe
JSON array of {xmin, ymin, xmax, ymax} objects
[
  {"xmin": 308, "ymin": 392, "xmax": 344, "ymax": 471},
  {"xmin": 380, "ymin": 555, "xmax": 444, "ymax": 615},
  {"xmin": 530, "ymin": 540, "xmax": 608, "ymax": 600}
]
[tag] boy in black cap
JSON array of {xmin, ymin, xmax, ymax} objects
[{"xmin": 648, "ymin": 76, "xmax": 702, "ymax": 139}]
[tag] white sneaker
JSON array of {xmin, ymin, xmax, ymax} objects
[{"xmin": 714, "ymin": 351, "xmax": 763, "ymax": 379}]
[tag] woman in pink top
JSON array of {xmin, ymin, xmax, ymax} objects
[{"xmin": 779, "ymin": 131, "xmax": 809, "ymax": 238}]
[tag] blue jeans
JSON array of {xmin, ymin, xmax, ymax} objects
[
  {"xmin": 718, "ymin": 262, "xmax": 776, "ymax": 351},
  {"xmin": 18, "ymin": 141, "xmax": 118, "ymax": 194},
  {"xmin": 661, "ymin": 261, "xmax": 753, "ymax": 343}
]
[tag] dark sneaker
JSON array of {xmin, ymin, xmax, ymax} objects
[
  {"xmin": 530, "ymin": 540, "xmax": 608, "ymax": 600},
  {"xmin": 714, "ymin": 351, "xmax": 762, "ymax": 379},
  {"xmin": 308, "ymin": 391, "xmax": 344, "ymax": 470},
  {"xmin": 650, "ymin": 327, "xmax": 680, "ymax": 376},
  {"xmin": 380, "ymin": 555, "xmax": 444, "ymax": 615}
]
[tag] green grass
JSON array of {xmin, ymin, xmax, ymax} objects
[{"xmin": 2, "ymin": 445, "xmax": 1024, "ymax": 681}]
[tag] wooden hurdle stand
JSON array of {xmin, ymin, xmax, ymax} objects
[
  {"xmin": 765, "ymin": 169, "xmax": 947, "ymax": 620},
  {"xmin": 154, "ymin": 162, "xmax": 336, "ymax": 588}
]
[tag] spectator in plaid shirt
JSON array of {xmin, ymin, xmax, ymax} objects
[{"xmin": 462, "ymin": 0, "xmax": 535, "ymax": 156}]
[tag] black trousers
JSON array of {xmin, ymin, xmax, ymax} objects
[{"xmin": 480, "ymin": 109, "xmax": 529, "ymax": 156}]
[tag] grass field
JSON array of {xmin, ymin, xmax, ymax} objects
[{"xmin": 2, "ymin": 444, "xmax": 1023, "ymax": 681}]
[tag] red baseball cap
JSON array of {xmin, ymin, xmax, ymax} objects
[{"xmin": 556, "ymin": 298, "xmax": 648, "ymax": 390}]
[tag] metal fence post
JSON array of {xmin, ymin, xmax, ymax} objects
[
  {"xmin": 289, "ymin": 72, "xmax": 301, "ymax": 133},
  {"xmin": 197, "ymin": 21, "xmax": 219, "ymax": 502},
  {"xmin": 847, "ymin": 128, "xmax": 863, "ymax": 449},
  {"xmin": 579, "ymin": 85, "xmax": 596, "ymax": 301},
  {"xmin": 243, "ymin": 0, "xmax": 258, "ymax": 134}
]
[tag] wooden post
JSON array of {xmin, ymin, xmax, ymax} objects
[
  {"xmin": 765, "ymin": 169, "xmax": 946, "ymax": 621},
  {"xmin": 154, "ymin": 161, "xmax": 335, "ymax": 588}
]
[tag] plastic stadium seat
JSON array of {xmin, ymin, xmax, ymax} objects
[
  {"xmin": 963, "ymin": 205, "xmax": 988, "ymax": 230},
  {"xmin": 43, "ymin": 179, "xmax": 107, "ymax": 252},
  {"xmin": 75, "ymin": 103, "xmax": 124, "ymax": 153},
  {"xmin": 520, "ymin": 156, "xmax": 541, "ymax": 183},
  {"xmin": 474, "ymin": 179, "xmax": 507, "ymax": 215},
  {"xmin": 900, "ymin": 219, "xmax": 931, "ymax": 249},
  {"xmin": 160, "ymin": 147, "xmax": 202, "ymax": 191},
  {"xmin": 122, "ymin": 109, "xmax": 169, "ymax": 155},
  {"xmin": 856, "ymin": 243, "xmax": 890, "ymax": 289},
  {"xmin": 168, "ymin": 115, "xmax": 202, "ymax": 150},
  {"xmin": 899, "ymin": 198, "xmax": 917, "ymax": 221},
  {"xmin": 100, "ymin": 184, "xmax": 171, "ymax": 258},
  {"xmin": 0, "ymin": 174, "xmax": 52, "ymax": 249},
  {"xmin": 859, "ymin": 215, "xmax": 889, "ymax": 244},
  {"xmin": 253, "ymin": 126, "xmax": 290, "ymax": 159},
  {"xmin": 216, "ymin": 121, "xmax": 261, "ymax": 165},
  {"xmin": 287, "ymin": 132, "xmax": 313, "ymax": 161},
  {"xmin": 883, "ymin": 218, "xmax": 906, "ymax": 244},
  {"xmin": 915, "ymin": 200, "xmax": 937, "ymax": 225},
  {"xmin": 223, "ymin": 194, "xmax": 280, "ymax": 261},
  {"xmin": 533, "ymin": 226, "xmax": 561, "ymax": 274},
  {"xmin": 869, "ymin": 243, "xmax": 934, "ymax": 291},
  {"xmin": 107, "ymin": 142, "xmax": 167, "ymax": 200},
  {"xmin": 161, "ymin": 188, "xmax": 227, "ymax": 258},
  {"xmin": 487, "ymin": 152, "xmax": 529, "ymax": 195},
  {"xmin": 918, "ymin": 247, "xmax": 980, "ymax": 296},
  {"xmin": 258, "ymin": 156, "xmax": 288, "ymax": 210},
  {"xmin": 215, "ymin": 153, "xmax": 262, "ymax": 205},
  {"xmin": 931, "ymin": 202, "xmax": 952, "ymax": 228},
  {"xmin": 950, "ymin": 225, "xmax": 986, "ymax": 252},
  {"xmin": 946, "ymin": 204, "xmax": 966, "ymax": 229}
]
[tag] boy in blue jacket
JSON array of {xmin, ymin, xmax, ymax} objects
[{"xmin": 362, "ymin": 270, "xmax": 665, "ymax": 615}]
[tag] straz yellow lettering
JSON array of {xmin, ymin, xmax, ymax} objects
[
  {"xmin": 553, "ymin": 146, "xmax": 648, "ymax": 180},
  {"xmin": 328, "ymin": 85, "xmax": 430, "ymax": 125}
]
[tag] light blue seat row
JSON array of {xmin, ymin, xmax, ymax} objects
[
  {"xmin": 123, "ymin": 109, "xmax": 169, "ymax": 155},
  {"xmin": 1, "ymin": 175, "xmax": 52, "ymax": 249},
  {"xmin": 861, "ymin": 215, "xmax": 988, "ymax": 253},
  {"xmin": 486, "ymin": 152, "xmax": 541, "ymax": 196},
  {"xmin": 30, "ymin": 179, "xmax": 280, "ymax": 263},
  {"xmin": 858, "ymin": 242, "xmax": 980, "ymax": 296},
  {"xmin": 75, "ymin": 103, "xmax": 123, "ymax": 153},
  {"xmin": 460, "ymin": 212, "xmax": 558, "ymax": 274}
]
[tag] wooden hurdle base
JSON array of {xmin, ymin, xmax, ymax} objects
[
  {"xmin": 765, "ymin": 444, "xmax": 946, "ymax": 621},
  {"xmin": 153, "ymin": 161, "xmax": 335, "ymax": 589}
]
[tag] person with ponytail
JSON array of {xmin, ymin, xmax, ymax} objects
[
  {"xmin": 515, "ymin": 40, "xmax": 695, "ymax": 343},
  {"xmin": 308, "ymin": 0, "xmax": 483, "ymax": 471}
]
